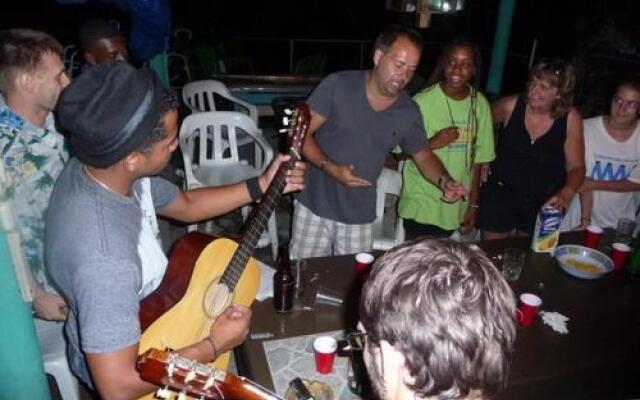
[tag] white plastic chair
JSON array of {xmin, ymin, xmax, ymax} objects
[
  {"xmin": 179, "ymin": 111, "xmax": 278, "ymax": 259},
  {"xmin": 182, "ymin": 80, "xmax": 259, "ymax": 125},
  {"xmin": 35, "ymin": 319, "xmax": 80, "ymax": 400},
  {"xmin": 372, "ymin": 168, "xmax": 405, "ymax": 250}
]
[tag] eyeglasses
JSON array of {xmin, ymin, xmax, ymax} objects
[
  {"xmin": 346, "ymin": 330, "xmax": 367, "ymax": 351},
  {"xmin": 612, "ymin": 95, "xmax": 640, "ymax": 111}
]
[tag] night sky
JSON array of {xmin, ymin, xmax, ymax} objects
[{"xmin": 2, "ymin": 0, "xmax": 638, "ymax": 108}]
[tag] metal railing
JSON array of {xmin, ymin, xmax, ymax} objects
[{"xmin": 236, "ymin": 36, "xmax": 374, "ymax": 72}]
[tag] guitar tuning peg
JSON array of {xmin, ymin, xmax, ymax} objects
[
  {"xmin": 284, "ymin": 108, "xmax": 293, "ymax": 115},
  {"xmin": 166, "ymin": 361, "xmax": 175, "ymax": 378},
  {"xmin": 204, "ymin": 375, "xmax": 216, "ymax": 390},
  {"xmin": 155, "ymin": 386, "xmax": 171, "ymax": 399},
  {"xmin": 282, "ymin": 116, "xmax": 290, "ymax": 126},
  {"xmin": 185, "ymin": 369, "xmax": 196, "ymax": 383}
]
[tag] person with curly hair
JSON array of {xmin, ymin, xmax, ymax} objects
[{"xmin": 359, "ymin": 239, "xmax": 517, "ymax": 400}]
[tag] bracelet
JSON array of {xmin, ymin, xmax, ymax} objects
[
  {"xmin": 319, "ymin": 159, "xmax": 329, "ymax": 170},
  {"xmin": 581, "ymin": 217, "xmax": 590, "ymax": 222},
  {"xmin": 469, "ymin": 204, "xmax": 480, "ymax": 209},
  {"xmin": 246, "ymin": 177, "xmax": 263, "ymax": 202},
  {"xmin": 205, "ymin": 336, "xmax": 218, "ymax": 360}
]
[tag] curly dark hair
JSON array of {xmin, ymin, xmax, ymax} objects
[
  {"xmin": 427, "ymin": 37, "xmax": 482, "ymax": 90},
  {"xmin": 360, "ymin": 239, "xmax": 517, "ymax": 399},
  {"xmin": 135, "ymin": 88, "xmax": 179, "ymax": 154}
]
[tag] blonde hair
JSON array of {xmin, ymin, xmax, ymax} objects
[{"xmin": 528, "ymin": 59, "xmax": 576, "ymax": 119}]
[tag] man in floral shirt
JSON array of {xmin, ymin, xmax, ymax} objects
[{"xmin": 0, "ymin": 29, "xmax": 70, "ymax": 321}]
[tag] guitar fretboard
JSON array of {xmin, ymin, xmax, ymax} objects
[
  {"xmin": 218, "ymin": 106, "xmax": 308, "ymax": 291},
  {"xmin": 219, "ymin": 164, "xmax": 289, "ymax": 289}
]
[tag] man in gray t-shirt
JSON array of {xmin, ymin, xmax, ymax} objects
[
  {"xmin": 46, "ymin": 62, "xmax": 305, "ymax": 398},
  {"xmin": 291, "ymin": 25, "xmax": 466, "ymax": 259}
]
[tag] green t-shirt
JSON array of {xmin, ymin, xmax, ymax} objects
[{"xmin": 398, "ymin": 84, "xmax": 495, "ymax": 230}]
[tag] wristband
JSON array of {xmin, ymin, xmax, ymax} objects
[
  {"xmin": 246, "ymin": 177, "xmax": 263, "ymax": 202},
  {"xmin": 205, "ymin": 336, "xmax": 218, "ymax": 360}
]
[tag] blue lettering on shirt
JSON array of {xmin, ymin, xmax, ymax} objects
[{"xmin": 591, "ymin": 161, "xmax": 633, "ymax": 181}]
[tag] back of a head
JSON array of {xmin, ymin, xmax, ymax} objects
[
  {"xmin": 360, "ymin": 239, "xmax": 517, "ymax": 400},
  {"xmin": 0, "ymin": 28, "xmax": 63, "ymax": 95}
]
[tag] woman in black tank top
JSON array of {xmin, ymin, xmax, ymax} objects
[{"xmin": 477, "ymin": 60, "xmax": 586, "ymax": 239}]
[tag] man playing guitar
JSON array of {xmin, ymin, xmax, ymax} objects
[{"xmin": 46, "ymin": 61, "xmax": 305, "ymax": 399}]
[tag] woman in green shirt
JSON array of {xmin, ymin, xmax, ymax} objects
[{"xmin": 399, "ymin": 38, "xmax": 495, "ymax": 239}]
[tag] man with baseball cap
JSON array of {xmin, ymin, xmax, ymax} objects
[{"xmin": 46, "ymin": 61, "xmax": 305, "ymax": 398}]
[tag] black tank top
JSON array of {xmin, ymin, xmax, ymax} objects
[{"xmin": 491, "ymin": 96, "xmax": 567, "ymax": 200}]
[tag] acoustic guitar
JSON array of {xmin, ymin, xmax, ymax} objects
[
  {"xmin": 137, "ymin": 348, "xmax": 283, "ymax": 400},
  {"xmin": 136, "ymin": 104, "xmax": 311, "ymax": 400}
]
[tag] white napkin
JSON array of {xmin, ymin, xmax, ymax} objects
[
  {"xmin": 539, "ymin": 311, "xmax": 569, "ymax": 334},
  {"xmin": 256, "ymin": 260, "xmax": 276, "ymax": 301}
]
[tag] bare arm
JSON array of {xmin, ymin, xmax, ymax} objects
[
  {"xmin": 491, "ymin": 95, "xmax": 518, "ymax": 126},
  {"xmin": 577, "ymin": 190, "xmax": 593, "ymax": 230},
  {"xmin": 302, "ymin": 109, "xmax": 371, "ymax": 187},
  {"xmin": 580, "ymin": 178, "xmax": 640, "ymax": 192},
  {"xmin": 547, "ymin": 108, "xmax": 586, "ymax": 209},
  {"xmin": 87, "ymin": 305, "xmax": 251, "ymax": 400},
  {"xmin": 459, "ymin": 163, "xmax": 482, "ymax": 234},
  {"xmin": 158, "ymin": 155, "xmax": 305, "ymax": 223},
  {"xmin": 411, "ymin": 148, "xmax": 467, "ymax": 202},
  {"xmin": 428, "ymin": 126, "xmax": 459, "ymax": 149}
]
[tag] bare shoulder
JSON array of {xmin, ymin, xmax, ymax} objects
[
  {"xmin": 567, "ymin": 107, "xmax": 583, "ymax": 123},
  {"xmin": 492, "ymin": 95, "xmax": 518, "ymax": 124}
]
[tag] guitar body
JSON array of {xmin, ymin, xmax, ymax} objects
[
  {"xmin": 135, "ymin": 104, "xmax": 310, "ymax": 400},
  {"xmin": 137, "ymin": 233, "xmax": 260, "ymax": 400}
]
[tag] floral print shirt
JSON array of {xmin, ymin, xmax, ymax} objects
[{"xmin": 0, "ymin": 99, "xmax": 68, "ymax": 292}]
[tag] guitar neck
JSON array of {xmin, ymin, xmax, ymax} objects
[
  {"xmin": 220, "ymin": 153, "xmax": 296, "ymax": 291},
  {"xmin": 219, "ymin": 103, "xmax": 309, "ymax": 292}
]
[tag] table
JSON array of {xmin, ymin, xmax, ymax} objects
[
  {"xmin": 236, "ymin": 233, "xmax": 640, "ymax": 399},
  {"xmin": 213, "ymin": 74, "xmax": 320, "ymax": 117}
]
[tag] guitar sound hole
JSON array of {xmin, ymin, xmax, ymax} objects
[{"xmin": 203, "ymin": 281, "xmax": 232, "ymax": 319}]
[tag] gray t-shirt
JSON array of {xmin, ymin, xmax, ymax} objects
[
  {"xmin": 297, "ymin": 70, "xmax": 428, "ymax": 224},
  {"xmin": 45, "ymin": 158, "xmax": 179, "ymax": 386}
]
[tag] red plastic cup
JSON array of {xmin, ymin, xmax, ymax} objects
[
  {"xmin": 611, "ymin": 243, "xmax": 631, "ymax": 271},
  {"xmin": 517, "ymin": 293, "xmax": 542, "ymax": 327},
  {"xmin": 313, "ymin": 336, "xmax": 337, "ymax": 374},
  {"xmin": 584, "ymin": 225, "xmax": 603, "ymax": 248},
  {"xmin": 355, "ymin": 253, "xmax": 375, "ymax": 274}
]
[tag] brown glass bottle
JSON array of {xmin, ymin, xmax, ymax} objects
[{"xmin": 273, "ymin": 244, "xmax": 294, "ymax": 313}]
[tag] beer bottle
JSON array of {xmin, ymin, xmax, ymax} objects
[
  {"xmin": 627, "ymin": 243, "xmax": 640, "ymax": 279},
  {"xmin": 273, "ymin": 244, "xmax": 294, "ymax": 313}
]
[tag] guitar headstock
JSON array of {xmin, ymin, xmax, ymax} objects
[
  {"xmin": 283, "ymin": 103, "xmax": 311, "ymax": 162},
  {"xmin": 137, "ymin": 348, "xmax": 225, "ymax": 399},
  {"xmin": 137, "ymin": 348, "xmax": 283, "ymax": 400}
]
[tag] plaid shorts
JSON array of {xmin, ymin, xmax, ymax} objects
[{"xmin": 290, "ymin": 201, "xmax": 373, "ymax": 259}]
